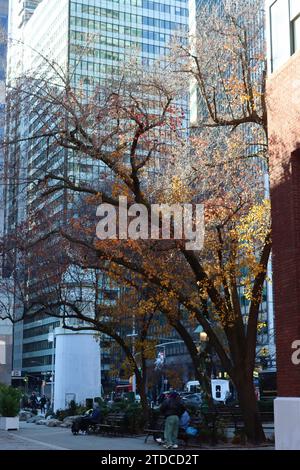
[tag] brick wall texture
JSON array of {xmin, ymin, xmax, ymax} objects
[{"xmin": 267, "ymin": 50, "xmax": 300, "ymax": 396}]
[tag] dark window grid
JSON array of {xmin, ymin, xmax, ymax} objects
[{"xmin": 291, "ymin": 13, "xmax": 300, "ymax": 54}]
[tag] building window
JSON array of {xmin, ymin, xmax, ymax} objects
[
  {"xmin": 290, "ymin": 0, "xmax": 300, "ymax": 20},
  {"xmin": 270, "ymin": 0, "xmax": 291, "ymax": 71},
  {"xmin": 292, "ymin": 15, "xmax": 300, "ymax": 54},
  {"xmin": 0, "ymin": 340, "xmax": 6, "ymax": 364}
]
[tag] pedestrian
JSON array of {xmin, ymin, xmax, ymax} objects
[
  {"xmin": 160, "ymin": 391, "xmax": 185, "ymax": 449},
  {"xmin": 40, "ymin": 395, "xmax": 47, "ymax": 414},
  {"xmin": 29, "ymin": 391, "xmax": 38, "ymax": 411},
  {"xmin": 46, "ymin": 396, "xmax": 51, "ymax": 412}
]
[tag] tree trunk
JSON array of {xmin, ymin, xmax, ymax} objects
[
  {"xmin": 135, "ymin": 372, "xmax": 149, "ymax": 424},
  {"xmin": 234, "ymin": 372, "xmax": 265, "ymax": 444}
]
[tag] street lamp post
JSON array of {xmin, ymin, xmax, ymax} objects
[
  {"xmin": 126, "ymin": 316, "xmax": 138, "ymax": 395},
  {"xmin": 48, "ymin": 330, "xmax": 55, "ymax": 408},
  {"xmin": 132, "ymin": 340, "xmax": 185, "ymax": 396}
]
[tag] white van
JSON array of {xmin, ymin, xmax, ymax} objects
[
  {"xmin": 211, "ymin": 379, "xmax": 230, "ymax": 403},
  {"xmin": 185, "ymin": 381, "xmax": 202, "ymax": 393},
  {"xmin": 185, "ymin": 379, "xmax": 231, "ymax": 402}
]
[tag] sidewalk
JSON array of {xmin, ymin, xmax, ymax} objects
[
  {"xmin": 0, "ymin": 422, "xmax": 275, "ymax": 451},
  {"xmin": 0, "ymin": 429, "xmax": 57, "ymax": 450}
]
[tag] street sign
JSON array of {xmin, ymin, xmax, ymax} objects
[{"xmin": 11, "ymin": 370, "xmax": 22, "ymax": 377}]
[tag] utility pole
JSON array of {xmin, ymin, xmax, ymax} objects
[{"xmin": 127, "ymin": 315, "xmax": 137, "ymax": 395}]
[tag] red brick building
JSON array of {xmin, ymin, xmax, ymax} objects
[
  {"xmin": 267, "ymin": 49, "xmax": 300, "ymax": 396},
  {"xmin": 266, "ymin": 0, "xmax": 300, "ymax": 449}
]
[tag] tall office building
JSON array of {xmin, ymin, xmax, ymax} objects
[
  {"xmin": 4, "ymin": 0, "xmax": 189, "ymax": 396},
  {"xmin": 266, "ymin": 0, "xmax": 300, "ymax": 451},
  {"xmin": 0, "ymin": 0, "xmax": 11, "ymax": 387}
]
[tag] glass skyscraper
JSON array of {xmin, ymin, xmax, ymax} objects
[
  {"xmin": 4, "ymin": 0, "xmax": 189, "ymax": 389},
  {"xmin": 0, "ymin": 0, "xmax": 11, "ymax": 387}
]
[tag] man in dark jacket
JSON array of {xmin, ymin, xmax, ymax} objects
[
  {"xmin": 160, "ymin": 392, "xmax": 185, "ymax": 448},
  {"xmin": 79, "ymin": 404, "xmax": 101, "ymax": 432}
]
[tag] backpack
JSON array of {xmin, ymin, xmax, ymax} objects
[{"xmin": 186, "ymin": 426, "xmax": 199, "ymax": 436}]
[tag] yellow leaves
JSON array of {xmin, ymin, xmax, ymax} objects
[
  {"xmin": 257, "ymin": 321, "xmax": 267, "ymax": 332},
  {"xmin": 170, "ymin": 175, "xmax": 193, "ymax": 203},
  {"xmin": 84, "ymin": 193, "xmax": 103, "ymax": 205},
  {"xmin": 237, "ymin": 199, "xmax": 271, "ymax": 252},
  {"xmin": 111, "ymin": 181, "xmax": 131, "ymax": 199},
  {"xmin": 240, "ymin": 94, "xmax": 251, "ymax": 103}
]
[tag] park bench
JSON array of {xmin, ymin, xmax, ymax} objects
[
  {"xmin": 88, "ymin": 412, "xmax": 127, "ymax": 436},
  {"xmin": 201, "ymin": 406, "xmax": 274, "ymax": 443},
  {"xmin": 144, "ymin": 414, "xmax": 202, "ymax": 447},
  {"xmin": 144, "ymin": 415, "xmax": 165, "ymax": 443}
]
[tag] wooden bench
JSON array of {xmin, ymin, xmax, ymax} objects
[
  {"xmin": 90, "ymin": 412, "xmax": 127, "ymax": 436},
  {"xmin": 201, "ymin": 406, "xmax": 274, "ymax": 443},
  {"xmin": 144, "ymin": 415, "xmax": 165, "ymax": 443},
  {"xmin": 144, "ymin": 415, "xmax": 202, "ymax": 447}
]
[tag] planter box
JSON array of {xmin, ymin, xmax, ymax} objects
[{"xmin": 0, "ymin": 417, "xmax": 19, "ymax": 431}]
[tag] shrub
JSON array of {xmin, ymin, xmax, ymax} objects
[
  {"xmin": 257, "ymin": 399, "xmax": 274, "ymax": 412},
  {"xmin": 124, "ymin": 403, "xmax": 145, "ymax": 433},
  {"xmin": 68, "ymin": 400, "xmax": 77, "ymax": 415},
  {"xmin": 54, "ymin": 401, "xmax": 90, "ymax": 420},
  {"xmin": 0, "ymin": 385, "xmax": 22, "ymax": 417}
]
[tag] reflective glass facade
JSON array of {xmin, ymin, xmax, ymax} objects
[{"xmin": 5, "ymin": 0, "xmax": 189, "ymax": 382}]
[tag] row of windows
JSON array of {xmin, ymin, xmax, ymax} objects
[
  {"xmin": 23, "ymin": 340, "xmax": 50, "ymax": 353},
  {"xmin": 143, "ymin": 1, "xmax": 171, "ymax": 13},
  {"xmin": 70, "ymin": 32, "xmax": 139, "ymax": 50},
  {"xmin": 72, "ymin": 1, "xmax": 141, "ymax": 16},
  {"xmin": 71, "ymin": 0, "xmax": 188, "ymax": 17},
  {"xmin": 70, "ymin": 17, "xmax": 143, "ymax": 37},
  {"xmin": 71, "ymin": 47, "xmax": 168, "ymax": 66},
  {"xmin": 142, "ymin": 43, "xmax": 169, "ymax": 55},
  {"xmin": 70, "ymin": 14, "xmax": 186, "ymax": 31},
  {"xmin": 73, "ymin": 71, "xmax": 119, "ymax": 86},
  {"xmin": 70, "ymin": 25, "xmax": 173, "ymax": 44},
  {"xmin": 142, "ymin": 16, "xmax": 187, "ymax": 30},
  {"xmin": 23, "ymin": 322, "xmax": 60, "ymax": 339},
  {"xmin": 23, "ymin": 355, "xmax": 52, "ymax": 368},
  {"xmin": 142, "ymin": 0, "xmax": 188, "ymax": 17}
]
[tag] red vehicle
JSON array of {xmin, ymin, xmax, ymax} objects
[
  {"xmin": 113, "ymin": 384, "xmax": 133, "ymax": 401},
  {"xmin": 115, "ymin": 384, "xmax": 132, "ymax": 394}
]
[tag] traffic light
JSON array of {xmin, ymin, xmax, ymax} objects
[{"xmin": 24, "ymin": 376, "xmax": 28, "ymax": 383}]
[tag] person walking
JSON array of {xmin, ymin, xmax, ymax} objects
[
  {"xmin": 40, "ymin": 395, "xmax": 47, "ymax": 414},
  {"xmin": 160, "ymin": 392, "xmax": 185, "ymax": 449},
  {"xmin": 29, "ymin": 392, "xmax": 38, "ymax": 411}
]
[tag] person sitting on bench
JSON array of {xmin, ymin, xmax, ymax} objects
[{"xmin": 79, "ymin": 403, "xmax": 101, "ymax": 431}]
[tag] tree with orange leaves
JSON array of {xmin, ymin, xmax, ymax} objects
[{"xmin": 1, "ymin": 1, "xmax": 271, "ymax": 442}]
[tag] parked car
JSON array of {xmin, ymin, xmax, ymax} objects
[{"xmin": 181, "ymin": 393, "xmax": 203, "ymax": 408}]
